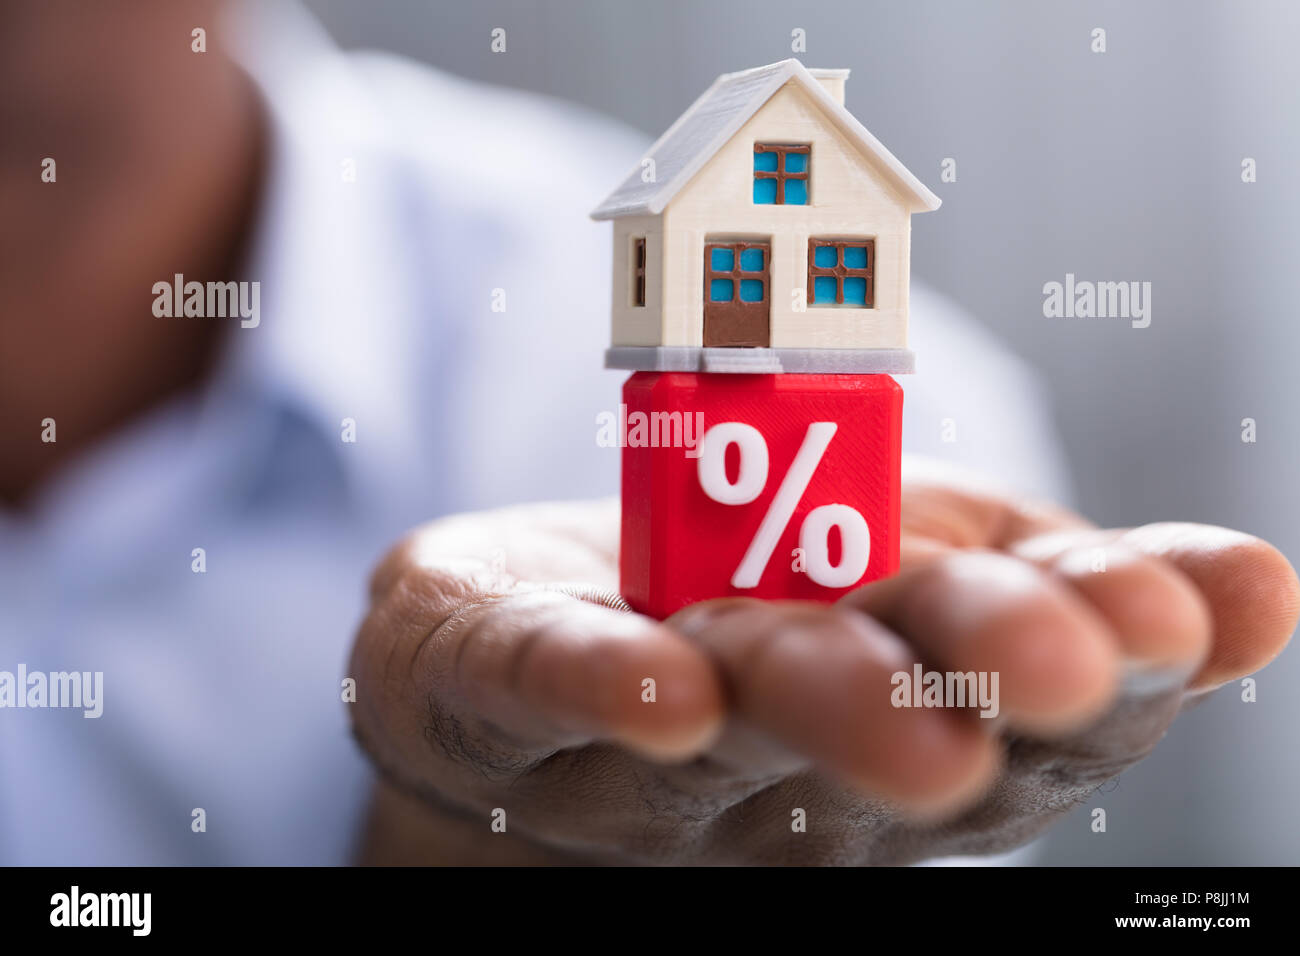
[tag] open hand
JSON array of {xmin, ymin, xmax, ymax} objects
[{"xmin": 348, "ymin": 459, "xmax": 1298, "ymax": 864}]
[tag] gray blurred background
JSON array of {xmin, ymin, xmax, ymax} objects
[{"xmin": 305, "ymin": 0, "xmax": 1299, "ymax": 864}]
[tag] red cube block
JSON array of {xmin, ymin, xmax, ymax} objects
[{"xmin": 620, "ymin": 372, "xmax": 902, "ymax": 620}]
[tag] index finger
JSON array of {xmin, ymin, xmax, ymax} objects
[{"xmin": 350, "ymin": 553, "xmax": 726, "ymax": 795}]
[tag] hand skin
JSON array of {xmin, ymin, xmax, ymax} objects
[{"xmin": 348, "ymin": 459, "xmax": 1299, "ymax": 866}]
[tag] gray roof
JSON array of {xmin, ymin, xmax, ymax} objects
[{"xmin": 590, "ymin": 59, "xmax": 941, "ymax": 220}]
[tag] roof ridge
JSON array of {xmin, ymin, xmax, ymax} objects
[{"xmin": 590, "ymin": 60, "xmax": 939, "ymax": 220}]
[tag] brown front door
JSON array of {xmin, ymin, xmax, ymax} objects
[{"xmin": 703, "ymin": 240, "xmax": 770, "ymax": 347}]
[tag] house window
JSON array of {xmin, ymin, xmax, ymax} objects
[
  {"xmin": 632, "ymin": 237, "xmax": 646, "ymax": 306},
  {"xmin": 808, "ymin": 238, "xmax": 874, "ymax": 307},
  {"xmin": 753, "ymin": 143, "xmax": 809, "ymax": 205}
]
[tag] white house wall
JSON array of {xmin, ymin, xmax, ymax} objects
[
  {"xmin": 609, "ymin": 214, "xmax": 663, "ymax": 346},
  {"xmin": 655, "ymin": 80, "xmax": 913, "ymax": 350}
]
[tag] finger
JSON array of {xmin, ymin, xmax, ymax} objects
[
  {"xmin": 669, "ymin": 599, "xmax": 1000, "ymax": 816},
  {"xmin": 1113, "ymin": 523, "xmax": 1300, "ymax": 690},
  {"xmin": 912, "ymin": 537, "xmax": 1219, "ymax": 842},
  {"xmin": 934, "ymin": 680, "xmax": 1188, "ymax": 858},
  {"xmin": 1011, "ymin": 531, "xmax": 1213, "ymax": 685},
  {"xmin": 350, "ymin": 565, "xmax": 725, "ymax": 796},
  {"xmin": 450, "ymin": 588, "xmax": 725, "ymax": 760},
  {"xmin": 845, "ymin": 551, "xmax": 1120, "ymax": 734}
]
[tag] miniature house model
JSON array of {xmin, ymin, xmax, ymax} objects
[{"xmin": 592, "ymin": 59, "xmax": 940, "ymax": 374}]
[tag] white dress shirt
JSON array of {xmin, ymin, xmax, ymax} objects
[{"xmin": 0, "ymin": 0, "xmax": 1066, "ymax": 864}]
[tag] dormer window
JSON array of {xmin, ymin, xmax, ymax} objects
[{"xmin": 753, "ymin": 143, "xmax": 809, "ymax": 205}]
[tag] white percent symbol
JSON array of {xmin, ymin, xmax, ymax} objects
[{"xmin": 697, "ymin": 421, "xmax": 870, "ymax": 589}]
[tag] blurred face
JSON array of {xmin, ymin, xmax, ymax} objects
[{"xmin": 0, "ymin": 0, "xmax": 263, "ymax": 501}]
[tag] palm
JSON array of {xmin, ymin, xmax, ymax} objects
[{"xmin": 350, "ymin": 462, "xmax": 1298, "ymax": 863}]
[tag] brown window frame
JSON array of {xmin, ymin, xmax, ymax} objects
[
  {"xmin": 632, "ymin": 237, "xmax": 646, "ymax": 307},
  {"xmin": 807, "ymin": 238, "xmax": 874, "ymax": 308},
  {"xmin": 703, "ymin": 240, "xmax": 770, "ymax": 307},
  {"xmin": 754, "ymin": 143, "xmax": 810, "ymax": 205}
]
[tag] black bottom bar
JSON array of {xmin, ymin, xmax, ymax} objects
[{"xmin": 0, "ymin": 865, "xmax": 1279, "ymax": 942}]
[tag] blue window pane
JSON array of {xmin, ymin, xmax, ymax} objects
[
  {"xmin": 739, "ymin": 279, "xmax": 764, "ymax": 302},
  {"xmin": 710, "ymin": 278, "xmax": 734, "ymax": 302},
  {"xmin": 753, "ymin": 177, "xmax": 777, "ymax": 204},
  {"xmin": 784, "ymin": 178, "xmax": 807, "ymax": 204},
  {"xmin": 710, "ymin": 247, "xmax": 734, "ymax": 271},
  {"xmin": 785, "ymin": 152, "xmax": 807, "ymax": 173},
  {"xmin": 843, "ymin": 277, "xmax": 867, "ymax": 305},
  {"xmin": 813, "ymin": 245, "xmax": 838, "ymax": 268},
  {"xmin": 739, "ymin": 248, "xmax": 764, "ymax": 272},
  {"xmin": 813, "ymin": 276, "xmax": 837, "ymax": 304},
  {"xmin": 754, "ymin": 150, "xmax": 778, "ymax": 172},
  {"xmin": 842, "ymin": 245, "xmax": 868, "ymax": 269}
]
